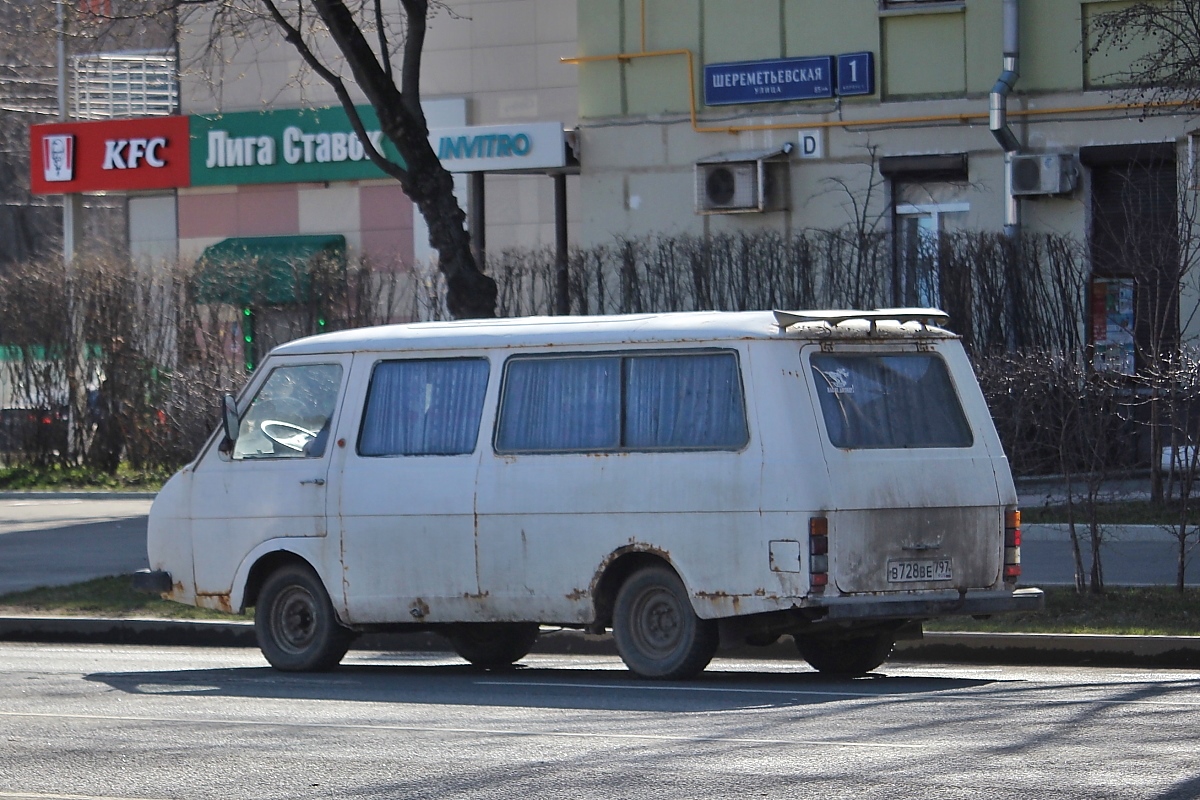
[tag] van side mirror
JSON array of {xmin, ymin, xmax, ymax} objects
[{"xmin": 221, "ymin": 394, "xmax": 240, "ymax": 446}]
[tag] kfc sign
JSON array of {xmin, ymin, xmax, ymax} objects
[
  {"xmin": 104, "ymin": 137, "xmax": 168, "ymax": 170},
  {"xmin": 30, "ymin": 116, "xmax": 190, "ymax": 194}
]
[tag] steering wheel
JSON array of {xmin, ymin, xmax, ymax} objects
[{"xmin": 260, "ymin": 419, "xmax": 318, "ymax": 452}]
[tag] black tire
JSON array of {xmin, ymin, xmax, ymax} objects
[
  {"xmin": 795, "ymin": 631, "xmax": 895, "ymax": 676},
  {"xmin": 612, "ymin": 566, "xmax": 718, "ymax": 680},
  {"xmin": 255, "ymin": 564, "xmax": 354, "ymax": 672},
  {"xmin": 446, "ymin": 622, "xmax": 541, "ymax": 668}
]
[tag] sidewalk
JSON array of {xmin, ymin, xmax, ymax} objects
[{"xmin": 2, "ymin": 614, "xmax": 1198, "ymax": 669}]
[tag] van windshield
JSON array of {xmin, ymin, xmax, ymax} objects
[
  {"xmin": 810, "ymin": 353, "xmax": 973, "ymax": 449},
  {"xmin": 233, "ymin": 363, "xmax": 343, "ymax": 459}
]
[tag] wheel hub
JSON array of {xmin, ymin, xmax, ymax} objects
[
  {"xmin": 637, "ymin": 590, "xmax": 682, "ymax": 654},
  {"xmin": 274, "ymin": 587, "xmax": 317, "ymax": 652}
]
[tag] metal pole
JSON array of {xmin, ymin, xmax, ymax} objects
[
  {"xmin": 554, "ymin": 173, "xmax": 569, "ymax": 315},
  {"xmin": 468, "ymin": 172, "xmax": 485, "ymax": 270},
  {"xmin": 58, "ymin": 0, "xmax": 85, "ymax": 463}
]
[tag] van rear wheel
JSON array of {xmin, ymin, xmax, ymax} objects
[
  {"xmin": 255, "ymin": 564, "xmax": 354, "ymax": 672},
  {"xmin": 795, "ymin": 631, "xmax": 895, "ymax": 676},
  {"xmin": 446, "ymin": 622, "xmax": 541, "ymax": 668},
  {"xmin": 612, "ymin": 566, "xmax": 718, "ymax": 680}
]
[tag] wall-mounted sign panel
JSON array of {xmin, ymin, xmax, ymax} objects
[
  {"xmin": 837, "ymin": 52, "xmax": 876, "ymax": 97},
  {"xmin": 31, "ymin": 105, "xmax": 564, "ymax": 193},
  {"xmin": 190, "ymin": 106, "xmax": 405, "ymax": 186},
  {"xmin": 704, "ymin": 57, "xmax": 834, "ymax": 106},
  {"xmin": 798, "ymin": 130, "xmax": 824, "ymax": 159},
  {"xmin": 431, "ymin": 122, "xmax": 566, "ymax": 173},
  {"xmin": 1092, "ymin": 277, "xmax": 1135, "ymax": 375},
  {"xmin": 30, "ymin": 116, "xmax": 191, "ymax": 194}
]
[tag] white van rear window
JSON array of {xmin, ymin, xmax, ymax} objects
[
  {"xmin": 810, "ymin": 353, "xmax": 973, "ymax": 449},
  {"xmin": 496, "ymin": 351, "xmax": 747, "ymax": 453},
  {"xmin": 358, "ymin": 358, "xmax": 490, "ymax": 456}
]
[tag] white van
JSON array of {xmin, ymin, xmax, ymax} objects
[{"xmin": 135, "ymin": 309, "xmax": 1042, "ymax": 679}]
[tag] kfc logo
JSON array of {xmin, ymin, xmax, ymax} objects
[
  {"xmin": 42, "ymin": 134, "xmax": 75, "ymax": 182},
  {"xmin": 103, "ymin": 137, "xmax": 168, "ymax": 170}
]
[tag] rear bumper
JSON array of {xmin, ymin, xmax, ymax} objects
[
  {"xmin": 812, "ymin": 587, "xmax": 1044, "ymax": 621},
  {"xmin": 131, "ymin": 569, "xmax": 173, "ymax": 595}
]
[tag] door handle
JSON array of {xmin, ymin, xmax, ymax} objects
[{"xmin": 300, "ymin": 478, "xmax": 326, "ymax": 486}]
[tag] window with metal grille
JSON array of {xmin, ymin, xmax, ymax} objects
[{"xmin": 72, "ymin": 52, "xmax": 177, "ymax": 119}]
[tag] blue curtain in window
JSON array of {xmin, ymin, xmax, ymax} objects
[
  {"xmin": 496, "ymin": 357, "xmax": 620, "ymax": 451},
  {"xmin": 624, "ymin": 353, "xmax": 746, "ymax": 449},
  {"xmin": 359, "ymin": 359, "xmax": 489, "ymax": 456}
]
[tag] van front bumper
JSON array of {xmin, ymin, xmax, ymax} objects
[
  {"xmin": 131, "ymin": 569, "xmax": 173, "ymax": 595},
  {"xmin": 811, "ymin": 587, "xmax": 1044, "ymax": 621}
]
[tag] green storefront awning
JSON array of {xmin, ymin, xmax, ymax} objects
[{"xmin": 194, "ymin": 234, "xmax": 346, "ymax": 306}]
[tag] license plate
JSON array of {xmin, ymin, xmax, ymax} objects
[{"xmin": 887, "ymin": 558, "xmax": 953, "ymax": 583}]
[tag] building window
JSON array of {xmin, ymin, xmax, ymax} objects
[
  {"xmin": 1084, "ymin": 143, "xmax": 1179, "ymax": 370},
  {"xmin": 894, "ymin": 202, "xmax": 968, "ymax": 308},
  {"xmin": 880, "ymin": 0, "xmax": 965, "ymax": 9},
  {"xmin": 72, "ymin": 51, "xmax": 178, "ymax": 119}
]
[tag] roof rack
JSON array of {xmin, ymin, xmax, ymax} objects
[{"xmin": 773, "ymin": 308, "xmax": 950, "ymax": 333}]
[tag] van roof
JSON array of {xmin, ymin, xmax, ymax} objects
[{"xmin": 271, "ymin": 309, "xmax": 958, "ymax": 356}]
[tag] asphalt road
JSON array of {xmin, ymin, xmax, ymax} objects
[
  {"xmin": 0, "ymin": 495, "xmax": 1196, "ymax": 595},
  {"xmin": 0, "ymin": 642, "xmax": 1198, "ymax": 799},
  {"xmin": 0, "ymin": 496, "xmax": 152, "ymax": 594}
]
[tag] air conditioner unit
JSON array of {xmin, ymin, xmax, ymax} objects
[
  {"xmin": 696, "ymin": 161, "xmax": 761, "ymax": 212},
  {"xmin": 695, "ymin": 156, "xmax": 790, "ymax": 214},
  {"xmin": 1010, "ymin": 153, "xmax": 1079, "ymax": 196}
]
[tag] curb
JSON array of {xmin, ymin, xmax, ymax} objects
[
  {"xmin": 3, "ymin": 616, "xmax": 1199, "ymax": 669},
  {"xmin": 0, "ymin": 491, "xmax": 157, "ymax": 501}
]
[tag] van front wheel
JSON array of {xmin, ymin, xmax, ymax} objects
[
  {"xmin": 255, "ymin": 564, "xmax": 354, "ymax": 672},
  {"xmin": 446, "ymin": 623, "xmax": 541, "ymax": 668},
  {"xmin": 795, "ymin": 631, "xmax": 894, "ymax": 676},
  {"xmin": 613, "ymin": 566, "xmax": 718, "ymax": 680}
]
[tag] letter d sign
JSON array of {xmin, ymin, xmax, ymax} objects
[{"xmin": 798, "ymin": 131, "xmax": 823, "ymax": 160}]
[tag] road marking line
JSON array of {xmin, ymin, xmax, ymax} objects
[
  {"xmin": 0, "ymin": 793, "xmax": 170, "ymax": 800},
  {"xmin": 477, "ymin": 679, "xmax": 891, "ymax": 699},
  {"xmin": 474, "ymin": 679, "xmax": 1200, "ymax": 708},
  {"xmin": 0, "ymin": 710, "xmax": 927, "ymax": 749}
]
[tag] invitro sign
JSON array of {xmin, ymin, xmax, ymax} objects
[{"xmin": 431, "ymin": 122, "xmax": 566, "ymax": 173}]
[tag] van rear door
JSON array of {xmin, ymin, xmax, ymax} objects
[{"xmin": 803, "ymin": 342, "xmax": 1005, "ymax": 594}]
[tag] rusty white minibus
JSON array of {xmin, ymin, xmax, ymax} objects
[{"xmin": 135, "ymin": 309, "xmax": 1042, "ymax": 679}]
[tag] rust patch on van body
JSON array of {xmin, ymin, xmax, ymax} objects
[{"xmin": 196, "ymin": 593, "xmax": 233, "ymax": 614}]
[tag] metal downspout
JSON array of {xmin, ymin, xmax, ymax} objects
[{"xmin": 990, "ymin": 0, "xmax": 1021, "ymax": 238}]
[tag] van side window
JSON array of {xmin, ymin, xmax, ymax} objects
[
  {"xmin": 233, "ymin": 363, "xmax": 343, "ymax": 460},
  {"xmin": 496, "ymin": 351, "xmax": 747, "ymax": 453},
  {"xmin": 624, "ymin": 353, "xmax": 747, "ymax": 449},
  {"xmin": 358, "ymin": 358, "xmax": 490, "ymax": 456},
  {"xmin": 810, "ymin": 353, "xmax": 973, "ymax": 449}
]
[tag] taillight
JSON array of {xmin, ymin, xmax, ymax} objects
[
  {"xmin": 1004, "ymin": 509, "xmax": 1021, "ymax": 582},
  {"xmin": 809, "ymin": 516, "xmax": 829, "ymax": 592}
]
